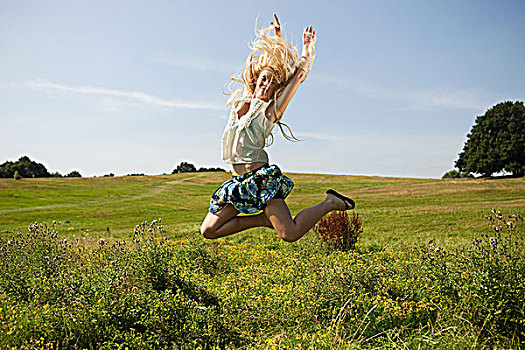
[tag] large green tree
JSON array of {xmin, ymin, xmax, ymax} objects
[{"xmin": 455, "ymin": 101, "xmax": 525, "ymax": 177}]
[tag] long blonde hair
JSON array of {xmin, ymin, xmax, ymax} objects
[{"xmin": 226, "ymin": 21, "xmax": 301, "ymax": 143}]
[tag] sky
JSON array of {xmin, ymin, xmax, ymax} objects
[{"xmin": 1, "ymin": 0, "xmax": 524, "ymax": 178}]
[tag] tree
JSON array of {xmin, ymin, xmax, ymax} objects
[
  {"xmin": 172, "ymin": 162, "xmax": 197, "ymax": 174},
  {"xmin": 66, "ymin": 171, "xmax": 82, "ymax": 178},
  {"xmin": 0, "ymin": 156, "xmax": 50, "ymax": 178},
  {"xmin": 442, "ymin": 170, "xmax": 473, "ymax": 179},
  {"xmin": 198, "ymin": 167, "xmax": 226, "ymax": 172},
  {"xmin": 455, "ymin": 101, "xmax": 525, "ymax": 177}
]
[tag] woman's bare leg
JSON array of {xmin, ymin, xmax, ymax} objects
[
  {"xmin": 263, "ymin": 193, "xmax": 346, "ymax": 242},
  {"xmin": 200, "ymin": 204, "xmax": 273, "ymax": 239}
]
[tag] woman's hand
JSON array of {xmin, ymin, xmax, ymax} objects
[
  {"xmin": 297, "ymin": 25, "xmax": 316, "ymax": 75},
  {"xmin": 271, "ymin": 13, "xmax": 282, "ymax": 38},
  {"xmin": 301, "ymin": 26, "xmax": 316, "ymax": 60}
]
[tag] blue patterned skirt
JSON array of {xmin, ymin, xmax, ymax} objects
[{"xmin": 209, "ymin": 164, "xmax": 294, "ymax": 214}]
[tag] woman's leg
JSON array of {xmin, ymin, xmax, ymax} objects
[
  {"xmin": 263, "ymin": 193, "xmax": 346, "ymax": 242},
  {"xmin": 200, "ymin": 204, "xmax": 273, "ymax": 239}
]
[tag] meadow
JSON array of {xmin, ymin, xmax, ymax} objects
[{"xmin": 1, "ymin": 172, "xmax": 524, "ymax": 349}]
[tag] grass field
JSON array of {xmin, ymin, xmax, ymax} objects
[
  {"xmin": 1, "ymin": 172, "xmax": 524, "ymax": 349},
  {"xmin": 1, "ymin": 172, "xmax": 524, "ymax": 247}
]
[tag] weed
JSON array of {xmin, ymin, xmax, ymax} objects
[{"xmin": 315, "ymin": 211, "xmax": 363, "ymax": 251}]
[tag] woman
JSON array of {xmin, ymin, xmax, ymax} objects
[{"xmin": 200, "ymin": 14, "xmax": 354, "ymax": 242}]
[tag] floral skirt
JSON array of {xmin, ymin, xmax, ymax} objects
[{"xmin": 209, "ymin": 164, "xmax": 294, "ymax": 214}]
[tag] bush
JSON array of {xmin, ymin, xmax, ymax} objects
[
  {"xmin": 315, "ymin": 211, "xmax": 363, "ymax": 251},
  {"xmin": 172, "ymin": 162, "xmax": 197, "ymax": 174},
  {"xmin": 442, "ymin": 169, "xmax": 473, "ymax": 179},
  {"xmin": 66, "ymin": 171, "xmax": 82, "ymax": 178},
  {"xmin": 13, "ymin": 170, "xmax": 22, "ymax": 180}
]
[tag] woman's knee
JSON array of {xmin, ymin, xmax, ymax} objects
[
  {"xmin": 275, "ymin": 226, "xmax": 299, "ymax": 243},
  {"xmin": 200, "ymin": 222, "xmax": 219, "ymax": 239}
]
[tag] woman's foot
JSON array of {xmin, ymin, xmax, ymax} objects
[{"xmin": 325, "ymin": 189, "xmax": 355, "ymax": 210}]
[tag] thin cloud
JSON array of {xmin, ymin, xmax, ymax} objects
[
  {"xmin": 22, "ymin": 79, "xmax": 225, "ymax": 111},
  {"xmin": 152, "ymin": 53, "xmax": 239, "ymax": 74},
  {"xmin": 294, "ymin": 131, "xmax": 344, "ymax": 141},
  {"xmin": 312, "ymin": 74, "xmax": 492, "ymax": 111}
]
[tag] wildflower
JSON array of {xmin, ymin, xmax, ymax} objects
[{"xmin": 489, "ymin": 237, "xmax": 498, "ymax": 247}]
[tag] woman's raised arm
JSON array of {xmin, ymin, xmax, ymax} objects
[{"xmin": 266, "ymin": 25, "xmax": 316, "ymax": 123}]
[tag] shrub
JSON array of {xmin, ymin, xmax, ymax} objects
[
  {"xmin": 13, "ymin": 170, "xmax": 22, "ymax": 180},
  {"xmin": 315, "ymin": 211, "xmax": 363, "ymax": 251},
  {"xmin": 442, "ymin": 169, "xmax": 474, "ymax": 179},
  {"xmin": 66, "ymin": 171, "xmax": 82, "ymax": 178},
  {"xmin": 172, "ymin": 161, "xmax": 197, "ymax": 174}
]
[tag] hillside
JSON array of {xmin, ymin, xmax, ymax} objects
[{"xmin": 1, "ymin": 172, "xmax": 524, "ymax": 248}]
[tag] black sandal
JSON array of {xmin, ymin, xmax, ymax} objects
[{"xmin": 326, "ymin": 189, "xmax": 355, "ymax": 210}]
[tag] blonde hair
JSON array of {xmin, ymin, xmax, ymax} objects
[{"xmin": 226, "ymin": 21, "xmax": 302, "ymax": 143}]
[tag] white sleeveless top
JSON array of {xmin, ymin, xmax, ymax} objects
[{"xmin": 222, "ymin": 98, "xmax": 275, "ymax": 164}]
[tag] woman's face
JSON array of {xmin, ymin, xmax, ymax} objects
[{"xmin": 254, "ymin": 68, "xmax": 277, "ymax": 101}]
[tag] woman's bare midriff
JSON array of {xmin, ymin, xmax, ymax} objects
[{"xmin": 232, "ymin": 162, "xmax": 267, "ymax": 176}]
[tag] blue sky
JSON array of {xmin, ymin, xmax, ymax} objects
[{"xmin": 1, "ymin": 0, "xmax": 524, "ymax": 178}]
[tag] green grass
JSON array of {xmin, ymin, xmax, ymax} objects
[
  {"xmin": 1, "ymin": 172, "xmax": 524, "ymax": 248},
  {"xmin": 1, "ymin": 173, "xmax": 524, "ymax": 349}
]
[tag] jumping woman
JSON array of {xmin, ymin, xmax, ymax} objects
[{"xmin": 200, "ymin": 14, "xmax": 355, "ymax": 242}]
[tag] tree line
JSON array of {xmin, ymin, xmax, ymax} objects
[
  {"xmin": 0, "ymin": 157, "xmax": 225, "ymax": 179},
  {"xmin": 171, "ymin": 161, "xmax": 226, "ymax": 174},
  {"xmin": 0, "ymin": 156, "xmax": 81, "ymax": 179}
]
